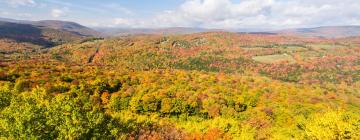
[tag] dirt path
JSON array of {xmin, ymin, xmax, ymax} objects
[{"xmin": 88, "ymin": 48, "xmax": 99, "ymax": 63}]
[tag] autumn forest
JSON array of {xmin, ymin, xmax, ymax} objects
[{"xmin": 0, "ymin": 23, "xmax": 359, "ymax": 140}]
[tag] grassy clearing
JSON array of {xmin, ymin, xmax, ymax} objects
[
  {"xmin": 281, "ymin": 45, "xmax": 308, "ymax": 52},
  {"xmin": 242, "ymin": 45, "xmax": 307, "ymax": 53},
  {"xmin": 252, "ymin": 54, "xmax": 296, "ymax": 64},
  {"xmin": 297, "ymin": 51, "xmax": 323, "ymax": 61},
  {"xmin": 309, "ymin": 44, "xmax": 345, "ymax": 50}
]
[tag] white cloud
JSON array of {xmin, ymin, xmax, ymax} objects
[
  {"xmin": 150, "ymin": 0, "xmax": 324, "ymax": 29},
  {"xmin": 51, "ymin": 8, "xmax": 68, "ymax": 18},
  {"xmin": 17, "ymin": 13, "xmax": 32, "ymax": 17},
  {"xmin": 0, "ymin": 11, "xmax": 10, "ymax": 16},
  {"xmin": 4, "ymin": 0, "xmax": 36, "ymax": 7},
  {"xmin": 132, "ymin": 0, "xmax": 358, "ymax": 29},
  {"xmin": 100, "ymin": 4, "xmax": 134, "ymax": 16},
  {"xmin": 6, "ymin": 0, "xmax": 359, "ymax": 29},
  {"xmin": 114, "ymin": 18, "xmax": 133, "ymax": 27}
]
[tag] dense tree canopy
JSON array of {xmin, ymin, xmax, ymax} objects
[{"xmin": 1, "ymin": 32, "xmax": 360, "ymax": 139}]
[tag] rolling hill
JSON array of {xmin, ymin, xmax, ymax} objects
[
  {"xmin": 276, "ymin": 26, "xmax": 360, "ymax": 38},
  {"xmin": 97, "ymin": 27, "xmax": 217, "ymax": 36},
  {"xmin": 0, "ymin": 17, "xmax": 100, "ymax": 37},
  {"xmin": 2, "ymin": 31, "xmax": 360, "ymax": 139},
  {"xmin": 0, "ymin": 19, "xmax": 101, "ymax": 55},
  {"xmin": 4, "ymin": 17, "xmax": 360, "ymax": 39},
  {"xmin": 1, "ymin": 26, "xmax": 360, "ymax": 139},
  {"xmin": 0, "ymin": 21, "xmax": 85, "ymax": 47},
  {"xmin": 100, "ymin": 26, "xmax": 360, "ymax": 38},
  {"xmin": 32, "ymin": 20, "xmax": 100, "ymax": 37}
]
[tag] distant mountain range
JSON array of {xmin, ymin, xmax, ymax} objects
[
  {"xmin": 0, "ymin": 18, "xmax": 101, "ymax": 47},
  {"xmin": 96, "ymin": 27, "xmax": 222, "ymax": 36},
  {"xmin": 1, "ymin": 17, "xmax": 360, "ymax": 38},
  {"xmin": 0, "ymin": 17, "xmax": 100, "ymax": 37},
  {"xmin": 98, "ymin": 25, "xmax": 360, "ymax": 38},
  {"xmin": 275, "ymin": 26, "xmax": 360, "ymax": 38}
]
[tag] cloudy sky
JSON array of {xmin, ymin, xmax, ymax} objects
[{"xmin": 1, "ymin": 0, "xmax": 360, "ymax": 29}]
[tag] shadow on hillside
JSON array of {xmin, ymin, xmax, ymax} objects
[{"xmin": 0, "ymin": 22, "xmax": 54, "ymax": 47}]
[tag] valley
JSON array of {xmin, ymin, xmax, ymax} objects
[{"xmin": 0, "ymin": 19, "xmax": 359, "ymax": 139}]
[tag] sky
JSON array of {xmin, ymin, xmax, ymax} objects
[{"xmin": 1, "ymin": 0, "xmax": 360, "ymax": 29}]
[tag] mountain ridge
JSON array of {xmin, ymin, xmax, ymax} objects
[
  {"xmin": 2, "ymin": 17, "xmax": 360, "ymax": 38},
  {"xmin": 274, "ymin": 25, "xmax": 360, "ymax": 38},
  {"xmin": 0, "ymin": 17, "xmax": 100, "ymax": 37},
  {"xmin": 96, "ymin": 27, "xmax": 222, "ymax": 36}
]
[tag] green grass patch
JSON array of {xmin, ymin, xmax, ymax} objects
[
  {"xmin": 309, "ymin": 44, "xmax": 345, "ymax": 50},
  {"xmin": 252, "ymin": 54, "xmax": 296, "ymax": 64}
]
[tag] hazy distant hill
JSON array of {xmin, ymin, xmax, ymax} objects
[
  {"xmin": 0, "ymin": 17, "xmax": 100, "ymax": 37},
  {"xmin": 0, "ymin": 21, "xmax": 86, "ymax": 47},
  {"xmin": 32, "ymin": 20, "xmax": 100, "ymax": 37},
  {"xmin": 100, "ymin": 25, "xmax": 360, "ymax": 38},
  {"xmin": 3, "ymin": 17, "xmax": 360, "ymax": 39},
  {"xmin": 97, "ymin": 27, "xmax": 219, "ymax": 36},
  {"xmin": 0, "ymin": 17, "xmax": 33, "ymax": 24},
  {"xmin": 277, "ymin": 26, "xmax": 360, "ymax": 38}
]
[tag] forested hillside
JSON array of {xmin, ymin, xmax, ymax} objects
[
  {"xmin": 0, "ymin": 20, "xmax": 97, "ymax": 62},
  {"xmin": 1, "ymin": 32, "xmax": 360, "ymax": 139}
]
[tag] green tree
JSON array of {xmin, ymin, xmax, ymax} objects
[
  {"xmin": 141, "ymin": 94, "xmax": 159, "ymax": 112},
  {"xmin": 0, "ymin": 88, "xmax": 52, "ymax": 139},
  {"xmin": 160, "ymin": 98, "xmax": 173, "ymax": 114},
  {"xmin": 301, "ymin": 111, "xmax": 360, "ymax": 140},
  {"xmin": 46, "ymin": 92, "xmax": 112, "ymax": 139},
  {"xmin": 108, "ymin": 94, "xmax": 131, "ymax": 112},
  {"xmin": 14, "ymin": 79, "xmax": 31, "ymax": 93},
  {"xmin": 0, "ymin": 84, "xmax": 12, "ymax": 110}
]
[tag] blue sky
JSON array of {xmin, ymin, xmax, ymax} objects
[{"xmin": 1, "ymin": 0, "xmax": 360, "ymax": 29}]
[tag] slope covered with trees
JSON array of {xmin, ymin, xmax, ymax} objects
[{"xmin": 1, "ymin": 32, "xmax": 360, "ymax": 139}]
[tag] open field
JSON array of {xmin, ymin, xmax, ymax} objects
[{"xmin": 252, "ymin": 54, "xmax": 296, "ymax": 64}]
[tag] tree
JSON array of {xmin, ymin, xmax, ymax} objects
[
  {"xmin": 108, "ymin": 94, "xmax": 131, "ymax": 112},
  {"xmin": 14, "ymin": 79, "xmax": 31, "ymax": 93},
  {"xmin": 0, "ymin": 88, "xmax": 51, "ymax": 139},
  {"xmin": 160, "ymin": 98, "xmax": 173, "ymax": 114},
  {"xmin": 0, "ymin": 84, "xmax": 12, "ymax": 110},
  {"xmin": 301, "ymin": 111, "xmax": 360, "ymax": 140},
  {"xmin": 141, "ymin": 94, "xmax": 159, "ymax": 112},
  {"xmin": 46, "ymin": 92, "xmax": 112, "ymax": 139}
]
